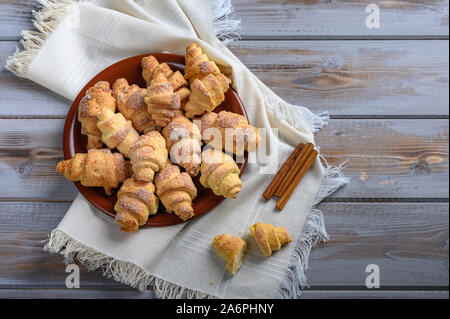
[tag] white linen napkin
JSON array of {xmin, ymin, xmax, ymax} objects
[{"xmin": 6, "ymin": 0, "xmax": 348, "ymax": 298}]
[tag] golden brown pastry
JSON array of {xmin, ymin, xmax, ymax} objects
[
  {"xmin": 200, "ymin": 148, "xmax": 242, "ymax": 198},
  {"xmin": 78, "ymin": 81, "xmax": 116, "ymax": 149},
  {"xmin": 128, "ymin": 131, "xmax": 168, "ymax": 182},
  {"xmin": 141, "ymin": 55, "xmax": 190, "ymax": 106},
  {"xmin": 212, "ymin": 234, "xmax": 246, "ymax": 275},
  {"xmin": 200, "ymin": 111, "xmax": 260, "ymax": 156},
  {"xmin": 177, "ymin": 87, "xmax": 191, "ymax": 110},
  {"xmin": 114, "ymin": 177, "xmax": 158, "ymax": 233},
  {"xmin": 161, "ymin": 115, "xmax": 202, "ymax": 177},
  {"xmin": 144, "ymin": 74, "xmax": 183, "ymax": 127},
  {"xmin": 184, "ymin": 74, "xmax": 231, "ymax": 118},
  {"xmin": 184, "ymin": 42, "xmax": 221, "ymax": 84},
  {"xmin": 249, "ymin": 222, "xmax": 292, "ymax": 257},
  {"xmin": 96, "ymin": 108, "xmax": 140, "ymax": 158},
  {"xmin": 56, "ymin": 149, "xmax": 131, "ymax": 195},
  {"xmin": 141, "ymin": 55, "xmax": 188, "ymax": 90},
  {"xmin": 112, "ymin": 78, "xmax": 155, "ymax": 133},
  {"xmin": 154, "ymin": 161, "xmax": 197, "ymax": 221}
]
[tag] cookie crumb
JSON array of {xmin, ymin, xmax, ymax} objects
[{"xmin": 359, "ymin": 172, "xmax": 369, "ymax": 183}]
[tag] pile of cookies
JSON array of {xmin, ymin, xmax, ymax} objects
[
  {"xmin": 56, "ymin": 43, "xmax": 291, "ymax": 274},
  {"xmin": 56, "ymin": 43, "xmax": 259, "ymax": 232}
]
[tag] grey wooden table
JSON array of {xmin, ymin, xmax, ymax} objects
[{"xmin": 0, "ymin": 0, "xmax": 448, "ymax": 299}]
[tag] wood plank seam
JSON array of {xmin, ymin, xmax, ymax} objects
[
  {"xmin": 0, "ymin": 202, "xmax": 447, "ymax": 289},
  {"xmin": 237, "ymin": 36, "xmax": 450, "ymax": 41},
  {"xmin": 0, "ymin": 119, "xmax": 447, "ymax": 200},
  {"xmin": 2, "ymin": 40, "xmax": 449, "ymax": 118}
]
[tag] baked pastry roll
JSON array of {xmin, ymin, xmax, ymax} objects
[
  {"xmin": 200, "ymin": 111, "xmax": 259, "ymax": 156},
  {"xmin": 128, "ymin": 131, "xmax": 168, "ymax": 182},
  {"xmin": 78, "ymin": 81, "xmax": 116, "ymax": 149},
  {"xmin": 96, "ymin": 108, "xmax": 140, "ymax": 158},
  {"xmin": 249, "ymin": 222, "xmax": 292, "ymax": 256},
  {"xmin": 212, "ymin": 234, "xmax": 246, "ymax": 275},
  {"xmin": 56, "ymin": 149, "xmax": 131, "ymax": 195},
  {"xmin": 141, "ymin": 55, "xmax": 190, "ymax": 104},
  {"xmin": 112, "ymin": 78, "xmax": 155, "ymax": 133},
  {"xmin": 114, "ymin": 177, "xmax": 158, "ymax": 233},
  {"xmin": 184, "ymin": 73, "xmax": 230, "ymax": 118},
  {"xmin": 200, "ymin": 148, "xmax": 242, "ymax": 198},
  {"xmin": 162, "ymin": 115, "xmax": 202, "ymax": 177},
  {"xmin": 184, "ymin": 42, "xmax": 221, "ymax": 84},
  {"xmin": 154, "ymin": 161, "xmax": 197, "ymax": 221},
  {"xmin": 144, "ymin": 74, "xmax": 183, "ymax": 128},
  {"xmin": 141, "ymin": 55, "xmax": 187, "ymax": 90}
]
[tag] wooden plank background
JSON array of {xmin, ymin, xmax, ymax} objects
[
  {"xmin": 1, "ymin": 40, "xmax": 449, "ymax": 117},
  {"xmin": 0, "ymin": 118, "xmax": 448, "ymax": 200},
  {"xmin": 0, "ymin": 202, "xmax": 447, "ymax": 288},
  {"xmin": 1, "ymin": 1, "xmax": 449, "ymax": 39},
  {"xmin": 0, "ymin": 0, "xmax": 448, "ymax": 298}
]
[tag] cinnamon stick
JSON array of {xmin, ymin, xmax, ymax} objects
[
  {"xmin": 262, "ymin": 143, "xmax": 304, "ymax": 200},
  {"xmin": 276, "ymin": 148, "xmax": 318, "ymax": 210},
  {"xmin": 275, "ymin": 143, "xmax": 314, "ymax": 197}
]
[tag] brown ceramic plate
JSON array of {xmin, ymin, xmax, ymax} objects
[{"xmin": 63, "ymin": 53, "xmax": 248, "ymax": 227}]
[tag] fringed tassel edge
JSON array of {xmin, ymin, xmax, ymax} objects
[
  {"xmin": 5, "ymin": 0, "xmax": 241, "ymax": 77},
  {"xmin": 44, "ymin": 154, "xmax": 349, "ymax": 299},
  {"xmin": 278, "ymin": 155, "xmax": 350, "ymax": 298},
  {"xmin": 277, "ymin": 209, "xmax": 329, "ymax": 298},
  {"xmin": 314, "ymin": 156, "xmax": 351, "ymax": 206},
  {"xmin": 265, "ymin": 94, "xmax": 350, "ymax": 297},
  {"xmin": 265, "ymin": 96, "xmax": 330, "ymax": 134},
  {"xmin": 44, "ymin": 229, "xmax": 214, "ymax": 299},
  {"xmin": 212, "ymin": 0, "xmax": 241, "ymax": 43},
  {"xmin": 5, "ymin": 0, "xmax": 85, "ymax": 77}
]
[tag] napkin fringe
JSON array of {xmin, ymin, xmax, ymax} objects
[
  {"xmin": 44, "ymin": 229, "xmax": 153, "ymax": 291},
  {"xmin": 44, "ymin": 229, "xmax": 216, "ymax": 298},
  {"xmin": 213, "ymin": 0, "xmax": 241, "ymax": 43},
  {"xmin": 5, "ymin": 0, "xmax": 85, "ymax": 77},
  {"xmin": 43, "ymin": 96, "xmax": 349, "ymax": 298},
  {"xmin": 43, "ymin": 147, "xmax": 349, "ymax": 300},
  {"xmin": 5, "ymin": 0, "xmax": 241, "ymax": 77},
  {"xmin": 265, "ymin": 95, "xmax": 349, "ymax": 297},
  {"xmin": 314, "ymin": 157, "xmax": 350, "ymax": 206},
  {"xmin": 265, "ymin": 96, "xmax": 330, "ymax": 134},
  {"xmin": 278, "ymin": 159, "xmax": 349, "ymax": 298},
  {"xmin": 154, "ymin": 278, "xmax": 213, "ymax": 299},
  {"xmin": 278, "ymin": 209, "xmax": 329, "ymax": 298}
]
